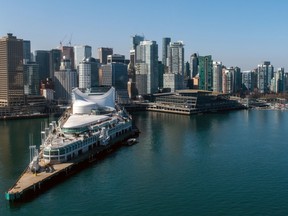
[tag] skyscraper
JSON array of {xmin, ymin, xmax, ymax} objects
[
  {"xmin": 132, "ymin": 35, "xmax": 145, "ymax": 50},
  {"xmin": 162, "ymin": 37, "xmax": 171, "ymax": 66},
  {"xmin": 233, "ymin": 67, "xmax": 242, "ymax": 93},
  {"xmin": 35, "ymin": 50, "xmax": 50, "ymax": 81},
  {"xmin": 127, "ymin": 35, "xmax": 145, "ymax": 97},
  {"xmin": 54, "ymin": 59, "xmax": 77, "ymax": 103},
  {"xmin": 98, "ymin": 47, "xmax": 113, "ymax": 64},
  {"xmin": 222, "ymin": 68, "xmax": 232, "ymax": 94},
  {"xmin": 23, "ymin": 62, "xmax": 40, "ymax": 95},
  {"xmin": 78, "ymin": 60, "xmax": 91, "ymax": 89},
  {"xmin": 135, "ymin": 40, "xmax": 159, "ymax": 95},
  {"xmin": 242, "ymin": 70, "xmax": 256, "ymax": 92},
  {"xmin": 131, "ymin": 35, "xmax": 145, "ymax": 67},
  {"xmin": 198, "ymin": 55, "xmax": 213, "ymax": 91},
  {"xmin": 190, "ymin": 53, "xmax": 198, "ymax": 78},
  {"xmin": 23, "ymin": 40, "xmax": 31, "ymax": 64},
  {"xmin": 0, "ymin": 33, "xmax": 24, "ymax": 107},
  {"xmin": 77, "ymin": 57, "xmax": 100, "ymax": 89},
  {"xmin": 61, "ymin": 46, "xmax": 75, "ymax": 70},
  {"xmin": 257, "ymin": 61, "xmax": 274, "ymax": 93},
  {"xmin": 163, "ymin": 41, "xmax": 185, "ymax": 92},
  {"xmin": 167, "ymin": 41, "xmax": 185, "ymax": 75},
  {"xmin": 49, "ymin": 49, "xmax": 61, "ymax": 78},
  {"xmin": 222, "ymin": 67, "xmax": 241, "ymax": 94},
  {"xmin": 271, "ymin": 68, "xmax": 285, "ymax": 93},
  {"xmin": 74, "ymin": 45, "xmax": 92, "ymax": 69},
  {"xmin": 212, "ymin": 61, "xmax": 222, "ymax": 92},
  {"xmin": 107, "ymin": 54, "xmax": 125, "ymax": 64},
  {"xmin": 129, "ymin": 35, "xmax": 144, "ymax": 80},
  {"xmin": 99, "ymin": 63, "xmax": 128, "ymax": 90}
]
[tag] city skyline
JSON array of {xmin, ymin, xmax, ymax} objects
[{"xmin": 1, "ymin": 0, "xmax": 288, "ymax": 71}]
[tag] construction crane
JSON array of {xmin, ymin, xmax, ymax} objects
[
  {"xmin": 60, "ymin": 34, "xmax": 67, "ymax": 48},
  {"xmin": 68, "ymin": 33, "xmax": 73, "ymax": 47}
]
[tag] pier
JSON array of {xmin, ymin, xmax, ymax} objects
[
  {"xmin": 5, "ymin": 129, "xmax": 138, "ymax": 202},
  {"xmin": 6, "ymin": 163, "xmax": 73, "ymax": 201}
]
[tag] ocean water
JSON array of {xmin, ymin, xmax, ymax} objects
[{"xmin": 1, "ymin": 110, "xmax": 288, "ymax": 216}]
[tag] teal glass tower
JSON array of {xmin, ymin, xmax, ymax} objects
[{"xmin": 198, "ymin": 55, "xmax": 213, "ymax": 91}]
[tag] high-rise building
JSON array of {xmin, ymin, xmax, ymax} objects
[
  {"xmin": 135, "ymin": 64, "xmax": 148, "ymax": 96},
  {"xmin": 184, "ymin": 61, "xmax": 190, "ymax": 78},
  {"xmin": 107, "ymin": 54, "xmax": 125, "ymax": 64},
  {"xmin": 135, "ymin": 40, "xmax": 159, "ymax": 95},
  {"xmin": 213, "ymin": 61, "xmax": 222, "ymax": 92},
  {"xmin": 241, "ymin": 70, "xmax": 256, "ymax": 92},
  {"xmin": 23, "ymin": 40, "xmax": 31, "ymax": 64},
  {"xmin": 233, "ymin": 67, "xmax": 242, "ymax": 93},
  {"xmin": 163, "ymin": 73, "xmax": 183, "ymax": 92},
  {"xmin": 35, "ymin": 50, "xmax": 50, "ymax": 81},
  {"xmin": 285, "ymin": 73, "xmax": 288, "ymax": 93},
  {"xmin": 190, "ymin": 53, "xmax": 198, "ymax": 78},
  {"xmin": 167, "ymin": 41, "xmax": 185, "ymax": 75},
  {"xmin": 98, "ymin": 47, "xmax": 113, "ymax": 64},
  {"xmin": 89, "ymin": 58, "xmax": 100, "ymax": 87},
  {"xmin": 99, "ymin": 63, "xmax": 128, "ymax": 90},
  {"xmin": 158, "ymin": 61, "xmax": 164, "ymax": 89},
  {"xmin": 61, "ymin": 46, "xmax": 75, "ymax": 70},
  {"xmin": 0, "ymin": 33, "xmax": 24, "ymax": 107},
  {"xmin": 128, "ymin": 35, "xmax": 145, "ymax": 97},
  {"xmin": 49, "ymin": 49, "xmax": 61, "ymax": 78},
  {"xmin": 132, "ymin": 35, "xmax": 144, "ymax": 66},
  {"xmin": 78, "ymin": 60, "xmax": 91, "ymax": 89},
  {"xmin": 162, "ymin": 37, "xmax": 171, "ymax": 66},
  {"xmin": 271, "ymin": 68, "xmax": 285, "ymax": 93},
  {"xmin": 23, "ymin": 62, "xmax": 40, "ymax": 95},
  {"xmin": 132, "ymin": 35, "xmax": 145, "ymax": 50},
  {"xmin": 222, "ymin": 67, "xmax": 241, "ymax": 94},
  {"xmin": 129, "ymin": 35, "xmax": 145, "ymax": 78},
  {"xmin": 222, "ymin": 68, "xmax": 232, "ymax": 94},
  {"xmin": 257, "ymin": 61, "xmax": 273, "ymax": 93},
  {"xmin": 163, "ymin": 41, "xmax": 185, "ymax": 92},
  {"xmin": 54, "ymin": 59, "xmax": 77, "ymax": 103},
  {"xmin": 78, "ymin": 57, "xmax": 100, "ymax": 88},
  {"xmin": 198, "ymin": 55, "xmax": 213, "ymax": 91},
  {"xmin": 127, "ymin": 51, "xmax": 137, "ymax": 99},
  {"xmin": 78, "ymin": 57, "xmax": 99, "ymax": 89},
  {"xmin": 74, "ymin": 45, "xmax": 92, "ymax": 69},
  {"xmin": 184, "ymin": 61, "xmax": 190, "ymax": 89},
  {"xmin": 128, "ymin": 49, "xmax": 136, "ymax": 80}
]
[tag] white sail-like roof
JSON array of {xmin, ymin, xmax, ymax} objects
[{"xmin": 72, "ymin": 87, "xmax": 115, "ymax": 114}]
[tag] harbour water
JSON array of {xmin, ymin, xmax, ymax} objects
[{"xmin": 1, "ymin": 110, "xmax": 288, "ymax": 215}]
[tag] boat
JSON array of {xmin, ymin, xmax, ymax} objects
[
  {"xmin": 5, "ymin": 87, "xmax": 137, "ymax": 202},
  {"xmin": 126, "ymin": 138, "xmax": 137, "ymax": 146}
]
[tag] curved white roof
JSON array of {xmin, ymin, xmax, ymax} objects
[
  {"xmin": 63, "ymin": 114, "xmax": 110, "ymax": 129},
  {"xmin": 72, "ymin": 87, "xmax": 115, "ymax": 114}
]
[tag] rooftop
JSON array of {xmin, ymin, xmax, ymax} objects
[{"xmin": 62, "ymin": 114, "xmax": 110, "ymax": 129}]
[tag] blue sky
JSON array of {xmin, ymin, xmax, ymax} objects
[{"xmin": 1, "ymin": 0, "xmax": 288, "ymax": 70}]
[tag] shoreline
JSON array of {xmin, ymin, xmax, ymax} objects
[{"xmin": 0, "ymin": 113, "xmax": 50, "ymax": 120}]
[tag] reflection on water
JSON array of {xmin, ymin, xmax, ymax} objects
[{"xmin": 0, "ymin": 118, "xmax": 51, "ymax": 184}]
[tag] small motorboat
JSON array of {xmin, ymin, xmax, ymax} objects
[{"xmin": 126, "ymin": 138, "xmax": 137, "ymax": 146}]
